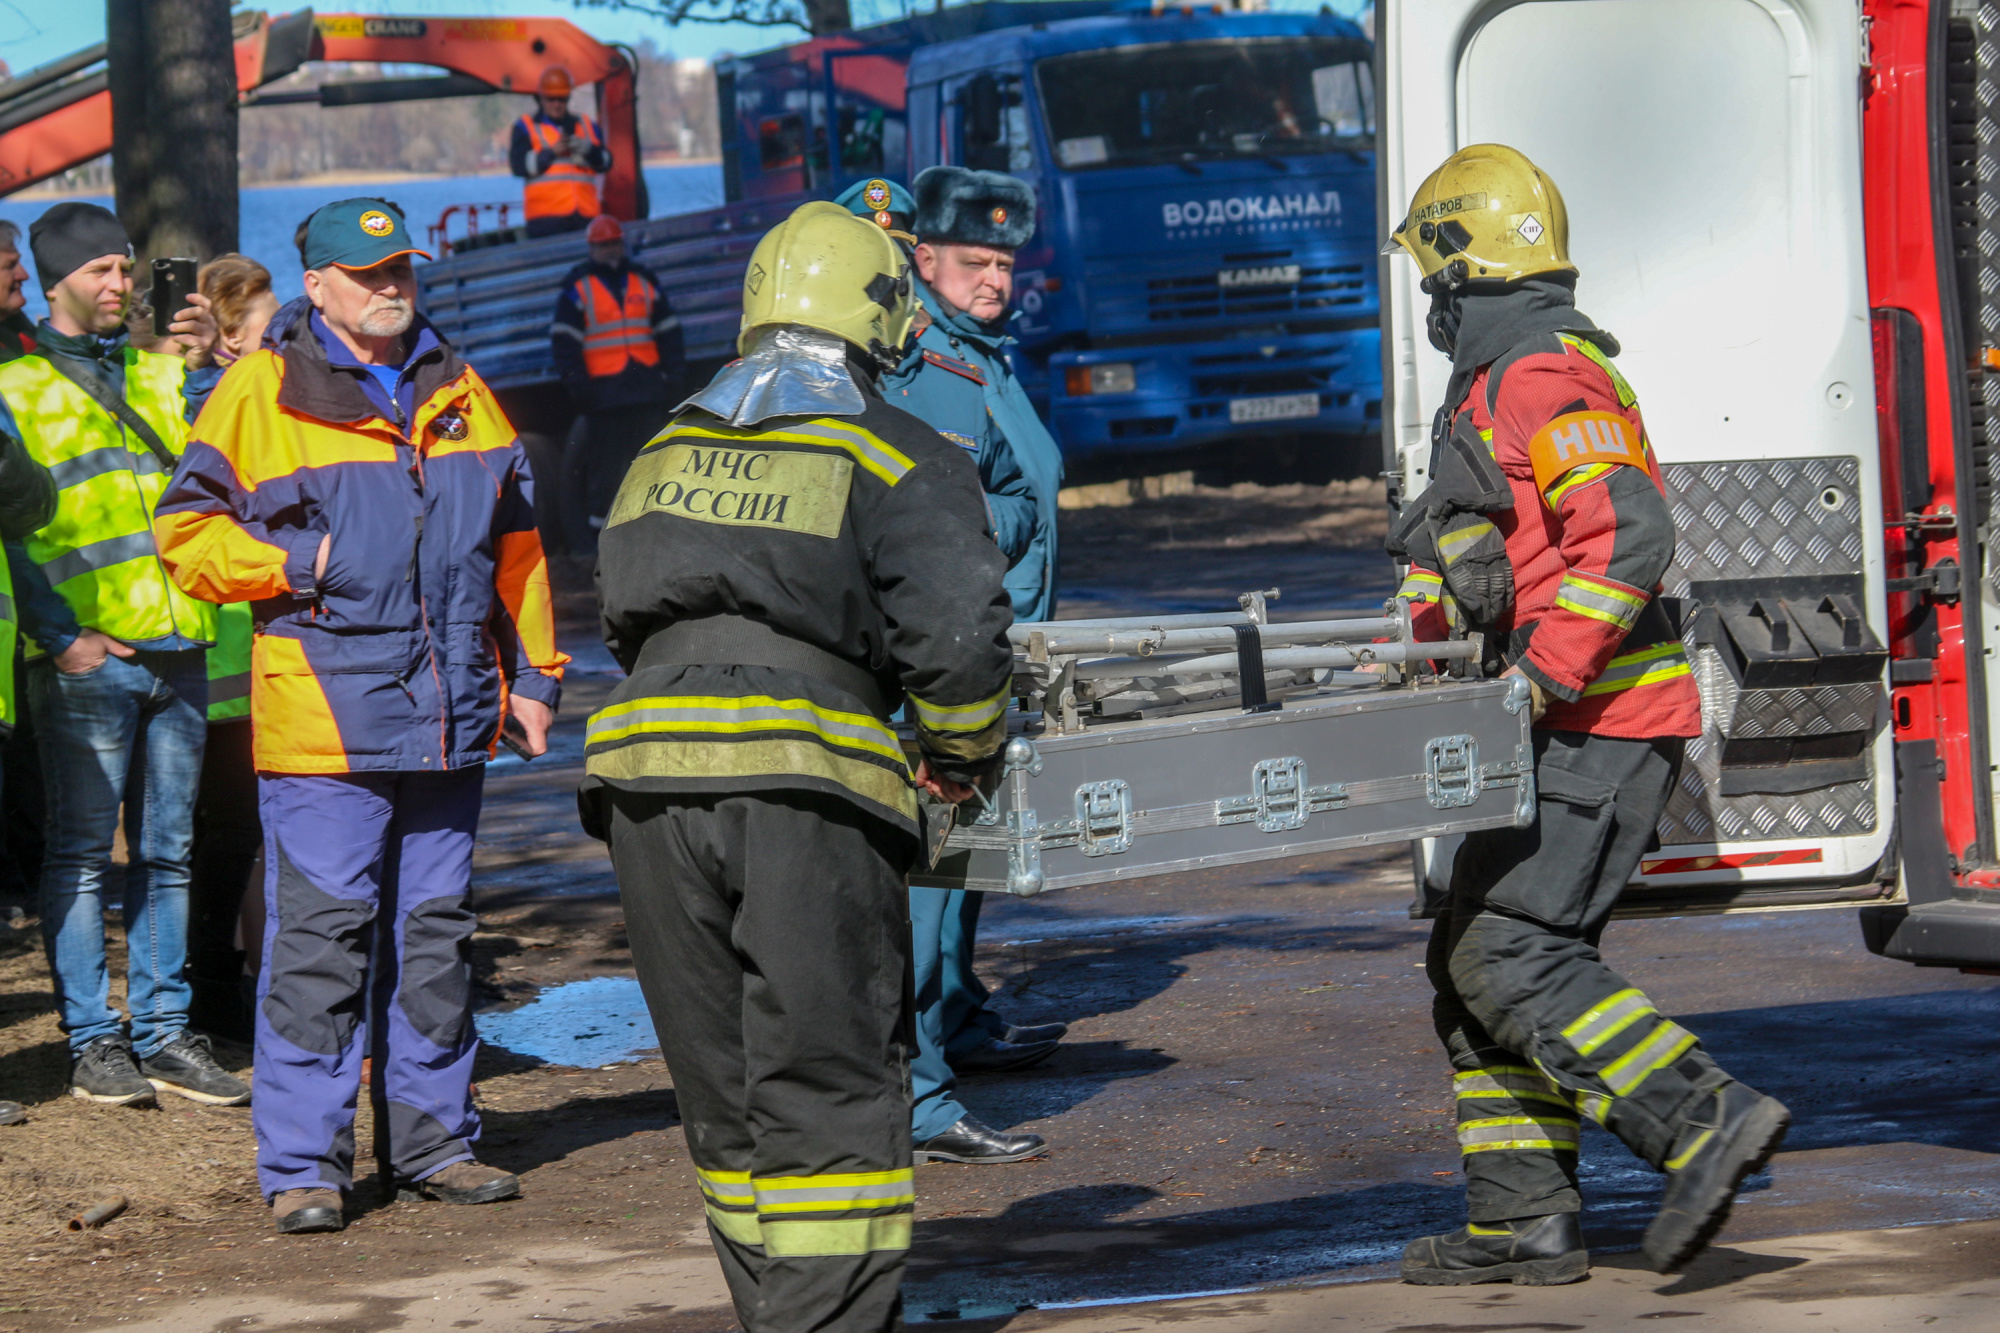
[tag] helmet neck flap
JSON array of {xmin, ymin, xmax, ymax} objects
[{"xmin": 682, "ymin": 325, "xmax": 868, "ymax": 427}]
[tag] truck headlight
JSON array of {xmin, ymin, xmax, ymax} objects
[{"xmin": 1064, "ymin": 362, "xmax": 1137, "ymax": 396}]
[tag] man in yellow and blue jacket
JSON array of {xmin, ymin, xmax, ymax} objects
[{"xmin": 155, "ymin": 199, "xmax": 568, "ymax": 1235}]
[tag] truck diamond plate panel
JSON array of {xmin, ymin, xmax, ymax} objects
[
  {"xmin": 1660, "ymin": 456, "xmax": 1864, "ymax": 592},
  {"xmin": 1656, "ymin": 459, "xmax": 1876, "ymax": 845}
]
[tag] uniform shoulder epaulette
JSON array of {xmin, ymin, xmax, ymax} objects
[{"xmin": 922, "ymin": 349, "xmax": 986, "ymax": 386}]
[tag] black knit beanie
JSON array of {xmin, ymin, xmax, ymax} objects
[{"xmin": 30, "ymin": 202, "xmax": 133, "ymax": 293}]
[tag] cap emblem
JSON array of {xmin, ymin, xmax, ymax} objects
[
  {"xmin": 990, "ymin": 206, "xmax": 1008, "ymax": 226},
  {"xmin": 864, "ymin": 179, "xmax": 892, "ymax": 210},
  {"xmin": 874, "ymin": 210, "xmax": 894, "ymax": 230},
  {"xmin": 359, "ymin": 210, "xmax": 395, "ymax": 238}
]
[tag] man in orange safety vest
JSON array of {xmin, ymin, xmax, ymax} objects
[
  {"xmin": 509, "ymin": 67, "xmax": 612, "ymax": 237},
  {"xmin": 549, "ymin": 214, "xmax": 683, "ymax": 549}
]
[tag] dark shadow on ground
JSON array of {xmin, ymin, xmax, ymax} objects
[
  {"xmin": 905, "ymin": 970, "xmax": 2000, "ymax": 1314},
  {"xmin": 1686, "ymin": 985, "xmax": 2000, "ymax": 1156},
  {"xmin": 904, "ymin": 1178, "xmax": 1460, "ymax": 1316}
]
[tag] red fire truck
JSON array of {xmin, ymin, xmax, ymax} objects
[{"xmin": 1383, "ymin": 0, "xmax": 2000, "ymax": 969}]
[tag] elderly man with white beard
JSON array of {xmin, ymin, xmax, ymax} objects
[{"xmin": 154, "ymin": 198, "xmax": 566, "ymax": 1235}]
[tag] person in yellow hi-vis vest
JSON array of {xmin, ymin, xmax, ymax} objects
[
  {"xmin": 0, "ymin": 202, "xmax": 247, "ymax": 1111},
  {"xmin": 0, "ymin": 404, "xmax": 55, "ymax": 1128}
]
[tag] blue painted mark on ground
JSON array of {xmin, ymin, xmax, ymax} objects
[{"xmin": 475, "ymin": 975, "xmax": 658, "ymax": 1067}]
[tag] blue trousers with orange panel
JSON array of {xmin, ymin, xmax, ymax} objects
[{"xmin": 252, "ymin": 768, "xmax": 486, "ymax": 1199}]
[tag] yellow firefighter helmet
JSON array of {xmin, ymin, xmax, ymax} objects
[
  {"xmin": 1384, "ymin": 143, "xmax": 1574, "ymax": 290},
  {"xmin": 739, "ymin": 201, "xmax": 915, "ymax": 362}
]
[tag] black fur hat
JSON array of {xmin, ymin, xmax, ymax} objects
[{"xmin": 912, "ymin": 167, "xmax": 1036, "ymax": 249}]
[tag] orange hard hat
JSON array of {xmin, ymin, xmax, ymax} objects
[
  {"xmin": 586, "ymin": 215, "xmax": 625, "ymax": 244},
  {"xmin": 539, "ymin": 66, "xmax": 574, "ymax": 97}
]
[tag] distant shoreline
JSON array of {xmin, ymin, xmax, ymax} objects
[{"xmin": 10, "ymin": 158, "xmax": 723, "ymax": 202}]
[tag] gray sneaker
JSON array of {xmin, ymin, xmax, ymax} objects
[
  {"xmin": 70, "ymin": 1036, "xmax": 157, "ymax": 1107},
  {"xmin": 142, "ymin": 1031, "xmax": 251, "ymax": 1106}
]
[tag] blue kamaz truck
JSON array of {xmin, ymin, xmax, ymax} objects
[{"xmin": 419, "ymin": 1, "xmax": 1380, "ymax": 477}]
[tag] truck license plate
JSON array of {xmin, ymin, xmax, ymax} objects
[{"xmin": 1228, "ymin": 392, "xmax": 1320, "ymax": 424}]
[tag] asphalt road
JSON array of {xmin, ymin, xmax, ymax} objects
[
  {"xmin": 888, "ymin": 853, "xmax": 2000, "ymax": 1319},
  {"xmin": 463, "ymin": 536, "xmax": 2000, "ymax": 1327}
]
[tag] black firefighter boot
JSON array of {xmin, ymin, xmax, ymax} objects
[
  {"xmin": 1402, "ymin": 1213, "xmax": 1589, "ymax": 1286},
  {"xmin": 1643, "ymin": 1080, "xmax": 1791, "ymax": 1273}
]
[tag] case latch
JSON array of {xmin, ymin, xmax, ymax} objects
[
  {"xmin": 1001, "ymin": 737, "xmax": 1045, "ymax": 894},
  {"xmin": 1250, "ymin": 756, "xmax": 1308, "ymax": 832},
  {"xmin": 1426, "ymin": 735, "xmax": 1481, "ymax": 809},
  {"xmin": 1075, "ymin": 779, "xmax": 1134, "ymax": 857}
]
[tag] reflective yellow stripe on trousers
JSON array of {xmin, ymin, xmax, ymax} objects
[
  {"xmin": 694, "ymin": 1167, "xmax": 915, "ymax": 1255},
  {"xmin": 1457, "ymin": 1114, "xmax": 1579, "ymax": 1154}
]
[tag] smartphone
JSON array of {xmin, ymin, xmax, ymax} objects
[
  {"xmin": 501, "ymin": 714, "xmax": 535, "ymax": 762},
  {"xmin": 150, "ymin": 257, "xmax": 198, "ymax": 338}
]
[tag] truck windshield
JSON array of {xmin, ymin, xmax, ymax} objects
[{"xmin": 1038, "ymin": 37, "xmax": 1374, "ymax": 169}]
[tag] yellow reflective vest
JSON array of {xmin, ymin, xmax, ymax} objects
[
  {"xmin": 0, "ymin": 349, "xmax": 217, "ymax": 655},
  {"xmin": 207, "ymin": 600, "xmax": 252, "ymax": 723}
]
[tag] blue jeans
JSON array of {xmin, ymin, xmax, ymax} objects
[{"xmin": 29, "ymin": 649, "xmax": 207, "ymax": 1056}]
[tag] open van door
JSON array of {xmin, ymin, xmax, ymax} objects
[{"xmin": 1380, "ymin": 0, "xmax": 1896, "ymax": 915}]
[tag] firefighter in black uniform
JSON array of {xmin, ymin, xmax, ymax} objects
[{"xmin": 580, "ymin": 200, "xmax": 1015, "ymax": 1333}]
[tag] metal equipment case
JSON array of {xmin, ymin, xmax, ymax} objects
[{"xmin": 910, "ymin": 601, "xmax": 1536, "ymax": 896}]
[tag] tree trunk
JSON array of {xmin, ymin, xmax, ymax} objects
[
  {"xmin": 802, "ymin": 0, "xmax": 854, "ymax": 37},
  {"xmin": 106, "ymin": 0, "xmax": 239, "ymax": 266}
]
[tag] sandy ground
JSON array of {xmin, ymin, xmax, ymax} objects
[{"xmin": 2, "ymin": 482, "xmax": 1994, "ymax": 1331}]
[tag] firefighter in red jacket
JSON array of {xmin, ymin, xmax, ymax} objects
[
  {"xmin": 550, "ymin": 214, "xmax": 683, "ymax": 549},
  {"xmin": 1383, "ymin": 145, "xmax": 1790, "ymax": 1285}
]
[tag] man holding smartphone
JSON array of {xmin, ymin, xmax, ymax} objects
[
  {"xmin": 0, "ymin": 201, "xmax": 244, "ymax": 1110},
  {"xmin": 155, "ymin": 199, "xmax": 566, "ymax": 1235}
]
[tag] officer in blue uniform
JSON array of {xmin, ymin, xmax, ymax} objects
[{"xmin": 838, "ymin": 170, "xmax": 1068, "ymax": 1166}]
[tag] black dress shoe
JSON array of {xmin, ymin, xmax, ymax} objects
[
  {"xmin": 1644, "ymin": 1081, "xmax": 1790, "ymax": 1274},
  {"xmin": 916, "ymin": 1115, "xmax": 1046, "ymax": 1164},
  {"xmin": 949, "ymin": 1036, "xmax": 1059, "ymax": 1075},
  {"xmin": 1402, "ymin": 1212, "xmax": 1588, "ymax": 1286},
  {"xmin": 1003, "ymin": 1021, "xmax": 1069, "ymax": 1045}
]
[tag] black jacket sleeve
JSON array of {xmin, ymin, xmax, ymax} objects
[
  {"xmin": 638, "ymin": 264, "xmax": 685, "ymax": 388},
  {"xmin": 508, "ymin": 118, "xmax": 535, "ymax": 179},
  {"xmin": 0, "ymin": 427, "xmax": 55, "ymax": 540},
  {"xmin": 855, "ymin": 430, "xmax": 1015, "ymax": 781},
  {"xmin": 550, "ymin": 269, "xmax": 589, "ymax": 397}
]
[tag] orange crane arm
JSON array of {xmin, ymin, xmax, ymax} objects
[
  {"xmin": 306, "ymin": 13, "xmax": 644, "ymax": 219},
  {"xmin": 0, "ymin": 10, "xmax": 644, "ymax": 219}
]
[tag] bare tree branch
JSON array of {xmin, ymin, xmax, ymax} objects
[{"xmin": 564, "ymin": 0, "xmax": 823, "ymax": 34}]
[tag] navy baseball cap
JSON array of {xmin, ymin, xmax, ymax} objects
[{"xmin": 302, "ymin": 198, "xmax": 431, "ymax": 270}]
